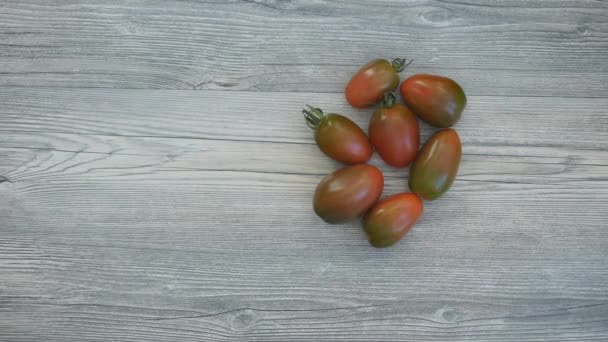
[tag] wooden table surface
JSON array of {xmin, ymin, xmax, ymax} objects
[{"xmin": 1, "ymin": 1, "xmax": 608, "ymax": 341}]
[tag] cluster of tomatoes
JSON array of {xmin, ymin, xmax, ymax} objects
[{"xmin": 303, "ymin": 58, "xmax": 466, "ymax": 248}]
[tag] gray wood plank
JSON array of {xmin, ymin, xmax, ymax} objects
[
  {"xmin": 1, "ymin": 0, "xmax": 607, "ymax": 96},
  {"xmin": 2, "ymin": 171, "xmax": 608, "ymax": 341},
  {"xmin": 1, "ymin": 88, "xmax": 607, "ymax": 341},
  {"xmin": 1, "ymin": 88, "xmax": 607, "ymax": 148},
  {"xmin": 2, "ymin": 131, "xmax": 607, "ymax": 183}
]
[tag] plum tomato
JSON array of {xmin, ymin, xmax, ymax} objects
[
  {"xmin": 302, "ymin": 105, "xmax": 372, "ymax": 165},
  {"xmin": 313, "ymin": 164, "xmax": 384, "ymax": 224},
  {"xmin": 400, "ymin": 74, "xmax": 466, "ymax": 128},
  {"xmin": 345, "ymin": 58, "xmax": 412, "ymax": 109},
  {"xmin": 363, "ymin": 193, "xmax": 423, "ymax": 248},
  {"xmin": 409, "ymin": 128, "xmax": 461, "ymax": 200},
  {"xmin": 369, "ymin": 93, "xmax": 420, "ymax": 168}
]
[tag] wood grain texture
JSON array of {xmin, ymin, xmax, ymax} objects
[
  {"xmin": 1, "ymin": 88, "xmax": 608, "ymax": 341},
  {"xmin": 0, "ymin": 0, "xmax": 607, "ymax": 96},
  {"xmin": 2, "ymin": 0, "xmax": 608, "ymax": 341}
]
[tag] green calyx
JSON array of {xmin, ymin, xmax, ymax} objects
[
  {"xmin": 381, "ymin": 92, "xmax": 396, "ymax": 108},
  {"xmin": 302, "ymin": 105, "xmax": 325, "ymax": 130},
  {"xmin": 391, "ymin": 58, "xmax": 413, "ymax": 73}
]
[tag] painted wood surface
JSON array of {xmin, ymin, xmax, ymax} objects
[
  {"xmin": 1, "ymin": 0, "xmax": 607, "ymax": 96},
  {"xmin": 1, "ymin": 1, "xmax": 607, "ymax": 341}
]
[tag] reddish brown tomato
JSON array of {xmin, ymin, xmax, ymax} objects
[
  {"xmin": 409, "ymin": 128, "xmax": 461, "ymax": 200},
  {"xmin": 302, "ymin": 106, "xmax": 372, "ymax": 164},
  {"xmin": 369, "ymin": 94, "xmax": 420, "ymax": 168},
  {"xmin": 363, "ymin": 193, "xmax": 423, "ymax": 248},
  {"xmin": 345, "ymin": 58, "xmax": 409, "ymax": 109},
  {"xmin": 400, "ymin": 74, "xmax": 467, "ymax": 128},
  {"xmin": 313, "ymin": 164, "xmax": 384, "ymax": 224}
]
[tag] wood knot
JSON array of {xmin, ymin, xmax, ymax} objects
[
  {"xmin": 231, "ymin": 308, "xmax": 259, "ymax": 330},
  {"xmin": 436, "ymin": 306, "xmax": 466, "ymax": 323},
  {"xmin": 420, "ymin": 7, "xmax": 457, "ymax": 26},
  {"xmin": 577, "ymin": 23, "xmax": 589, "ymax": 35},
  {"xmin": 116, "ymin": 21, "xmax": 140, "ymax": 35}
]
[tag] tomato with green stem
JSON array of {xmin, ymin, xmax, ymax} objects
[
  {"xmin": 345, "ymin": 58, "xmax": 412, "ymax": 109},
  {"xmin": 400, "ymin": 74, "xmax": 466, "ymax": 128},
  {"xmin": 409, "ymin": 128, "xmax": 462, "ymax": 200},
  {"xmin": 369, "ymin": 92, "xmax": 420, "ymax": 168},
  {"xmin": 302, "ymin": 105, "xmax": 372, "ymax": 165},
  {"xmin": 363, "ymin": 193, "xmax": 423, "ymax": 248},
  {"xmin": 314, "ymin": 164, "xmax": 384, "ymax": 224}
]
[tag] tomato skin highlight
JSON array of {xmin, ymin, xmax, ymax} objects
[
  {"xmin": 302, "ymin": 106, "xmax": 372, "ymax": 165},
  {"xmin": 369, "ymin": 103, "xmax": 419, "ymax": 168},
  {"xmin": 363, "ymin": 193, "xmax": 423, "ymax": 248},
  {"xmin": 409, "ymin": 128, "xmax": 461, "ymax": 200},
  {"xmin": 345, "ymin": 59, "xmax": 400, "ymax": 109},
  {"xmin": 313, "ymin": 164, "xmax": 384, "ymax": 224},
  {"xmin": 400, "ymin": 74, "xmax": 466, "ymax": 128}
]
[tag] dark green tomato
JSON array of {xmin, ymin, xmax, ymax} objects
[
  {"xmin": 400, "ymin": 74, "xmax": 466, "ymax": 128},
  {"xmin": 302, "ymin": 106, "xmax": 372, "ymax": 165},
  {"xmin": 363, "ymin": 193, "xmax": 423, "ymax": 248},
  {"xmin": 409, "ymin": 128, "xmax": 461, "ymax": 200},
  {"xmin": 313, "ymin": 164, "xmax": 384, "ymax": 224}
]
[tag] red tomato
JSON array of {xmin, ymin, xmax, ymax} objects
[
  {"xmin": 302, "ymin": 105, "xmax": 372, "ymax": 164},
  {"xmin": 363, "ymin": 193, "xmax": 423, "ymax": 248},
  {"xmin": 313, "ymin": 164, "xmax": 384, "ymax": 224},
  {"xmin": 345, "ymin": 58, "xmax": 411, "ymax": 109},
  {"xmin": 369, "ymin": 93, "xmax": 420, "ymax": 167}
]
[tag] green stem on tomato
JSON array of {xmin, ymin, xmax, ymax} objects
[
  {"xmin": 302, "ymin": 105, "xmax": 324, "ymax": 130},
  {"xmin": 381, "ymin": 92, "xmax": 396, "ymax": 108},
  {"xmin": 391, "ymin": 58, "xmax": 413, "ymax": 73}
]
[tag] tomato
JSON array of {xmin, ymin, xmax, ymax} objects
[
  {"xmin": 363, "ymin": 193, "xmax": 423, "ymax": 248},
  {"xmin": 345, "ymin": 58, "xmax": 411, "ymax": 109},
  {"xmin": 409, "ymin": 128, "xmax": 461, "ymax": 200},
  {"xmin": 400, "ymin": 74, "xmax": 466, "ymax": 128},
  {"xmin": 313, "ymin": 164, "xmax": 384, "ymax": 224},
  {"xmin": 369, "ymin": 93, "xmax": 420, "ymax": 167},
  {"xmin": 302, "ymin": 105, "xmax": 372, "ymax": 164}
]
